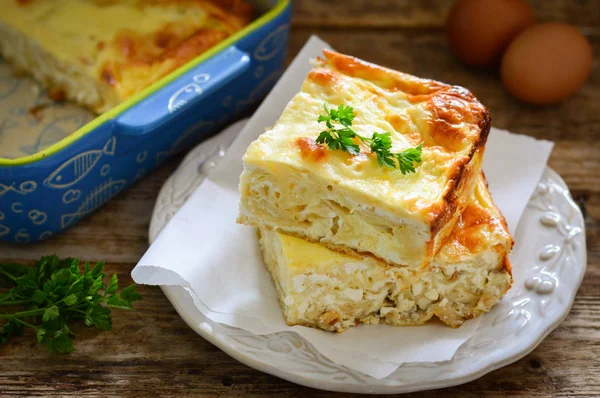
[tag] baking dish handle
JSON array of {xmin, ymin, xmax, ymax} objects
[{"xmin": 113, "ymin": 46, "xmax": 251, "ymax": 154}]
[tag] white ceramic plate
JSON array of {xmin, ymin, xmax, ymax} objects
[{"xmin": 149, "ymin": 129, "xmax": 586, "ymax": 394}]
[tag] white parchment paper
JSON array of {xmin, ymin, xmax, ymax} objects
[{"xmin": 132, "ymin": 36, "xmax": 554, "ymax": 379}]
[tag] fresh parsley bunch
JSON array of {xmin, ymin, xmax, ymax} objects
[
  {"xmin": 0, "ymin": 256, "xmax": 140, "ymax": 353},
  {"xmin": 316, "ymin": 103, "xmax": 423, "ymax": 174}
]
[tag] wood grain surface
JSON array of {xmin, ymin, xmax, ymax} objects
[{"xmin": 1, "ymin": 1, "xmax": 599, "ymax": 396}]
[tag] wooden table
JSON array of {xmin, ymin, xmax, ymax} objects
[{"xmin": 1, "ymin": 1, "xmax": 599, "ymax": 396}]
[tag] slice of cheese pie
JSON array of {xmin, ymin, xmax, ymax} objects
[
  {"xmin": 0, "ymin": 0, "xmax": 252, "ymax": 113},
  {"xmin": 239, "ymin": 50, "xmax": 491, "ymax": 268},
  {"xmin": 259, "ymin": 174, "xmax": 513, "ymax": 332}
]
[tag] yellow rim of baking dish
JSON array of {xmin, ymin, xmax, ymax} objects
[{"xmin": 0, "ymin": 0, "xmax": 290, "ymax": 167}]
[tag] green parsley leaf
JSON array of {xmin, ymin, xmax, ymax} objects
[
  {"xmin": 0, "ymin": 320, "xmax": 23, "ymax": 344},
  {"xmin": 63, "ymin": 294, "xmax": 78, "ymax": 307},
  {"xmin": 395, "ymin": 142, "xmax": 423, "ymax": 174},
  {"xmin": 86, "ymin": 274, "xmax": 104, "ymax": 297},
  {"xmin": 330, "ymin": 103, "xmax": 355, "ymax": 127},
  {"xmin": 0, "ymin": 263, "xmax": 30, "ymax": 286},
  {"xmin": 315, "ymin": 103, "xmax": 361, "ymax": 155},
  {"xmin": 90, "ymin": 262, "xmax": 105, "ymax": 278},
  {"xmin": 45, "ymin": 325, "xmax": 74, "ymax": 354},
  {"xmin": 106, "ymin": 283, "xmax": 141, "ymax": 311},
  {"xmin": 0, "ymin": 256, "xmax": 141, "ymax": 353},
  {"xmin": 32, "ymin": 289, "xmax": 47, "ymax": 305},
  {"xmin": 316, "ymin": 127, "xmax": 361, "ymax": 155},
  {"xmin": 42, "ymin": 305, "xmax": 60, "ymax": 322},
  {"xmin": 119, "ymin": 284, "xmax": 142, "ymax": 304},
  {"xmin": 36, "ymin": 328, "xmax": 46, "ymax": 343},
  {"xmin": 317, "ymin": 114, "xmax": 331, "ymax": 125},
  {"xmin": 105, "ymin": 274, "xmax": 119, "ymax": 295},
  {"xmin": 107, "ymin": 295, "xmax": 133, "ymax": 310},
  {"xmin": 368, "ymin": 133, "xmax": 423, "ymax": 173},
  {"xmin": 88, "ymin": 304, "xmax": 112, "ymax": 331}
]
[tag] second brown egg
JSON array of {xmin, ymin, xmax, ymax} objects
[{"xmin": 501, "ymin": 23, "xmax": 593, "ymax": 105}]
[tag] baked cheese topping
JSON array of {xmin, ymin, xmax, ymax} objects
[
  {"xmin": 1, "ymin": 0, "xmax": 251, "ymax": 109},
  {"xmin": 243, "ymin": 50, "xmax": 489, "ymax": 222},
  {"xmin": 259, "ymin": 175, "xmax": 513, "ymax": 331}
]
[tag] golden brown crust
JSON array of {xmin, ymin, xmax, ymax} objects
[
  {"xmin": 307, "ymin": 67, "xmax": 340, "ymax": 88},
  {"xmin": 295, "ymin": 137, "xmax": 329, "ymax": 163},
  {"xmin": 98, "ymin": 0, "xmax": 252, "ymax": 99},
  {"xmin": 321, "ymin": 49, "xmax": 444, "ymax": 96},
  {"xmin": 427, "ymin": 146, "xmax": 483, "ymax": 263},
  {"xmin": 432, "ymin": 150, "xmax": 482, "ymax": 245},
  {"xmin": 99, "ymin": 27, "xmax": 231, "ymax": 97},
  {"xmin": 437, "ymin": 174, "xmax": 513, "ymax": 275},
  {"xmin": 318, "ymin": 50, "xmax": 491, "ymax": 256},
  {"xmin": 502, "ymin": 255, "xmax": 513, "ymax": 275},
  {"xmin": 321, "ymin": 50, "xmax": 491, "ymax": 136},
  {"xmin": 425, "ymin": 104, "xmax": 490, "ymax": 238}
]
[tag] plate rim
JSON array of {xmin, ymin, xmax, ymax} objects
[{"xmin": 163, "ymin": 282, "xmax": 569, "ymax": 394}]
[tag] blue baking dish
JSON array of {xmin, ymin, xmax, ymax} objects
[{"xmin": 0, "ymin": 0, "xmax": 290, "ymax": 243}]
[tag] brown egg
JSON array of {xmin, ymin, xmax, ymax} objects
[
  {"xmin": 501, "ymin": 23, "xmax": 593, "ymax": 105},
  {"xmin": 447, "ymin": 0, "xmax": 535, "ymax": 67}
]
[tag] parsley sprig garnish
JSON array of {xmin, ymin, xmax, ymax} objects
[
  {"xmin": 316, "ymin": 103, "xmax": 360, "ymax": 154},
  {"xmin": 315, "ymin": 103, "xmax": 423, "ymax": 174},
  {"xmin": 0, "ymin": 256, "xmax": 141, "ymax": 353}
]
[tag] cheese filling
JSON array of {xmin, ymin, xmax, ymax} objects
[{"xmin": 258, "ymin": 175, "xmax": 513, "ymax": 332}]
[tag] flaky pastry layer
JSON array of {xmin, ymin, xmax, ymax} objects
[{"xmin": 259, "ymin": 174, "xmax": 513, "ymax": 332}]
